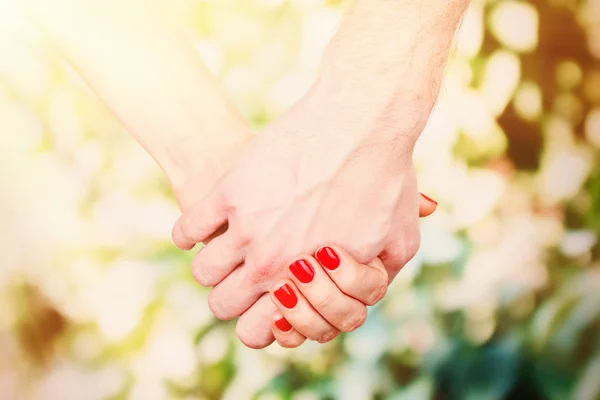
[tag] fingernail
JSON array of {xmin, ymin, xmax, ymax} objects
[
  {"xmin": 315, "ymin": 247, "xmax": 340, "ymax": 270},
  {"xmin": 289, "ymin": 259, "xmax": 314, "ymax": 283},
  {"xmin": 274, "ymin": 284, "xmax": 298, "ymax": 308},
  {"xmin": 275, "ymin": 317, "xmax": 292, "ymax": 332},
  {"xmin": 420, "ymin": 192, "xmax": 438, "ymax": 205}
]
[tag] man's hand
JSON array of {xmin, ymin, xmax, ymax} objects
[
  {"xmin": 172, "ymin": 84, "xmax": 433, "ymax": 346},
  {"xmin": 172, "ymin": 0, "xmax": 469, "ymax": 348}
]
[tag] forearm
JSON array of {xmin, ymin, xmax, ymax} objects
[
  {"xmin": 313, "ymin": 0, "xmax": 470, "ymax": 147},
  {"xmin": 23, "ymin": 0, "xmax": 248, "ymax": 188}
]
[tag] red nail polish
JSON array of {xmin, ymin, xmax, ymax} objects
[
  {"xmin": 274, "ymin": 284, "xmax": 298, "ymax": 308},
  {"xmin": 275, "ymin": 317, "xmax": 292, "ymax": 332},
  {"xmin": 289, "ymin": 259, "xmax": 314, "ymax": 283},
  {"xmin": 315, "ymin": 247, "xmax": 340, "ymax": 270},
  {"xmin": 420, "ymin": 192, "xmax": 438, "ymax": 205}
]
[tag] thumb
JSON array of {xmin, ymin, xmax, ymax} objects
[{"xmin": 418, "ymin": 192, "xmax": 438, "ymax": 218}]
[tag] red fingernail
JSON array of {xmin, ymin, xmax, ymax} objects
[
  {"xmin": 289, "ymin": 259, "xmax": 314, "ymax": 283},
  {"xmin": 275, "ymin": 317, "xmax": 292, "ymax": 332},
  {"xmin": 274, "ymin": 284, "xmax": 298, "ymax": 308},
  {"xmin": 420, "ymin": 192, "xmax": 438, "ymax": 205},
  {"xmin": 315, "ymin": 247, "xmax": 340, "ymax": 270}
]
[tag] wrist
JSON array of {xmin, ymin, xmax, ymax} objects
[
  {"xmin": 312, "ymin": 0, "xmax": 470, "ymax": 146},
  {"xmin": 164, "ymin": 124, "xmax": 252, "ymax": 195},
  {"xmin": 283, "ymin": 78, "xmax": 418, "ymax": 186},
  {"xmin": 307, "ymin": 61, "xmax": 427, "ymax": 153}
]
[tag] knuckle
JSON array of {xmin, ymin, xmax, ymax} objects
[
  {"xmin": 171, "ymin": 223, "xmax": 180, "ymax": 243},
  {"xmin": 341, "ymin": 306, "xmax": 367, "ymax": 332},
  {"xmin": 334, "ymin": 267, "xmax": 360, "ymax": 294},
  {"xmin": 219, "ymin": 184, "xmax": 239, "ymax": 214},
  {"xmin": 293, "ymin": 321, "xmax": 323, "ymax": 342},
  {"xmin": 191, "ymin": 265, "xmax": 212, "ymax": 287},
  {"xmin": 191, "ymin": 252, "xmax": 213, "ymax": 286},
  {"xmin": 302, "ymin": 329, "xmax": 321, "ymax": 342},
  {"xmin": 317, "ymin": 329, "xmax": 339, "ymax": 344},
  {"xmin": 364, "ymin": 224, "xmax": 390, "ymax": 253},
  {"xmin": 277, "ymin": 336, "xmax": 304, "ymax": 349},
  {"xmin": 366, "ymin": 282, "xmax": 387, "ymax": 306},
  {"xmin": 248, "ymin": 262, "xmax": 278, "ymax": 286},
  {"xmin": 236, "ymin": 323, "xmax": 272, "ymax": 349},
  {"xmin": 246, "ymin": 251, "xmax": 284, "ymax": 287},
  {"xmin": 405, "ymin": 230, "xmax": 421, "ymax": 261},
  {"xmin": 312, "ymin": 291, "xmax": 334, "ymax": 310},
  {"xmin": 207, "ymin": 293, "xmax": 232, "ymax": 321},
  {"xmin": 349, "ymin": 246, "xmax": 373, "ymax": 265},
  {"xmin": 233, "ymin": 226, "xmax": 253, "ymax": 247},
  {"xmin": 179, "ymin": 216, "xmax": 196, "ymax": 241}
]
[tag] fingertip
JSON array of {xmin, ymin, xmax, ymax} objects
[
  {"xmin": 236, "ymin": 323, "xmax": 275, "ymax": 349},
  {"xmin": 314, "ymin": 245, "xmax": 343, "ymax": 270},
  {"xmin": 274, "ymin": 317, "xmax": 293, "ymax": 332},
  {"xmin": 171, "ymin": 192, "xmax": 228, "ymax": 250},
  {"xmin": 235, "ymin": 294, "xmax": 279, "ymax": 349},
  {"xmin": 270, "ymin": 279, "xmax": 299, "ymax": 309},
  {"xmin": 175, "ymin": 241, "xmax": 195, "ymax": 251},
  {"xmin": 272, "ymin": 317, "xmax": 307, "ymax": 348},
  {"xmin": 191, "ymin": 263, "xmax": 212, "ymax": 287},
  {"xmin": 171, "ymin": 218, "xmax": 196, "ymax": 251},
  {"xmin": 418, "ymin": 192, "xmax": 438, "ymax": 218},
  {"xmin": 270, "ymin": 279, "xmax": 296, "ymax": 294}
]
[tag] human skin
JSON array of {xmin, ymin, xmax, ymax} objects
[
  {"xmin": 23, "ymin": 0, "xmax": 437, "ymax": 347},
  {"xmin": 173, "ymin": 0, "xmax": 470, "ymax": 347},
  {"xmin": 269, "ymin": 246, "xmax": 394, "ymax": 347},
  {"xmin": 23, "ymin": 0, "xmax": 250, "ymax": 210}
]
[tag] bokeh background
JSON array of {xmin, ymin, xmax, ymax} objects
[{"xmin": 1, "ymin": 0, "xmax": 599, "ymax": 399}]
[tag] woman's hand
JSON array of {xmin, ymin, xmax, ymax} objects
[{"xmin": 269, "ymin": 246, "xmax": 390, "ymax": 347}]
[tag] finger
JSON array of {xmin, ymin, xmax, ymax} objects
[
  {"xmin": 270, "ymin": 280, "xmax": 340, "ymax": 343},
  {"xmin": 418, "ymin": 192, "xmax": 438, "ymax": 218},
  {"xmin": 315, "ymin": 246, "xmax": 389, "ymax": 306},
  {"xmin": 172, "ymin": 190, "xmax": 226, "ymax": 250},
  {"xmin": 379, "ymin": 232, "xmax": 420, "ymax": 284},
  {"xmin": 207, "ymin": 266, "xmax": 264, "ymax": 320},
  {"xmin": 272, "ymin": 316, "xmax": 307, "ymax": 348},
  {"xmin": 206, "ymin": 248, "xmax": 291, "ymax": 320},
  {"xmin": 203, "ymin": 222, "xmax": 229, "ymax": 244},
  {"xmin": 235, "ymin": 293, "xmax": 276, "ymax": 349},
  {"xmin": 191, "ymin": 233, "xmax": 244, "ymax": 287},
  {"xmin": 287, "ymin": 256, "xmax": 368, "ymax": 332}
]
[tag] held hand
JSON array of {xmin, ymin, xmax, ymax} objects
[
  {"xmin": 269, "ymin": 246, "xmax": 389, "ymax": 347},
  {"xmin": 172, "ymin": 85, "xmax": 436, "ymax": 348},
  {"xmin": 271, "ymin": 198, "xmax": 436, "ymax": 347}
]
